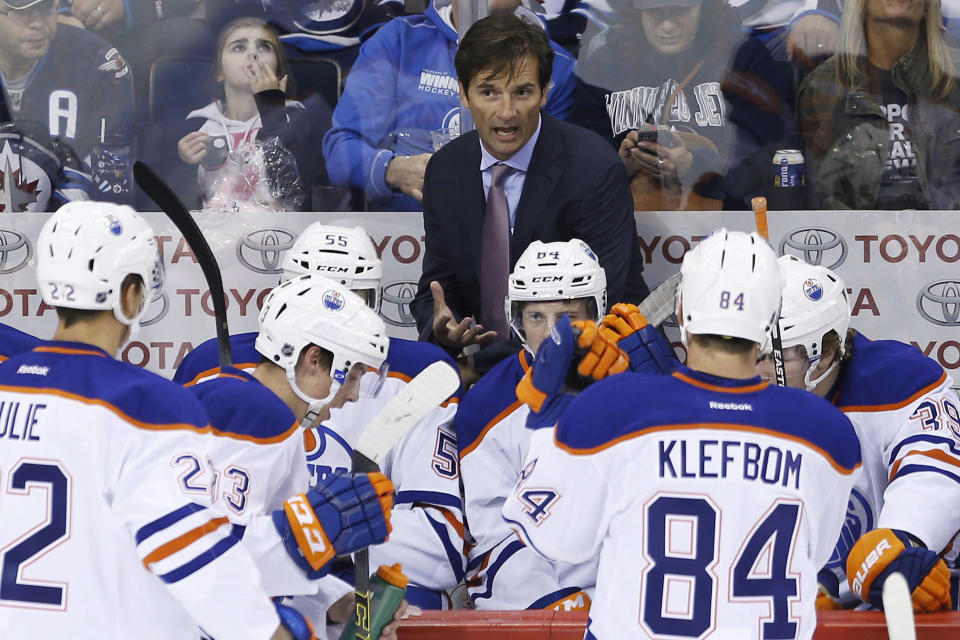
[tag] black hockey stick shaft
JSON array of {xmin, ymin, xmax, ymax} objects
[
  {"xmin": 133, "ymin": 161, "xmax": 232, "ymax": 368},
  {"xmin": 752, "ymin": 197, "xmax": 786, "ymax": 386},
  {"xmin": 351, "ymin": 451, "xmax": 377, "ymax": 640}
]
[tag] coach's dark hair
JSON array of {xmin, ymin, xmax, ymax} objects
[
  {"xmin": 455, "ymin": 13, "xmax": 553, "ymax": 93},
  {"xmin": 55, "ymin": 274, "xmax": 142, "ymax": 328}
]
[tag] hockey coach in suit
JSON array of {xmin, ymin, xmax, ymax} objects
[{"xmin": 411, "ymin": 12, "xmax": 648, "ymax": 369}]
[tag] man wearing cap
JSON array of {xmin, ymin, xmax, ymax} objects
[
  {"xmin": 0, "ymin": 0, "xmax": 132, "ymax": 190},
  {"xmin": 571, "ymin": 0, "xmax": 789, "ymax": 211}
]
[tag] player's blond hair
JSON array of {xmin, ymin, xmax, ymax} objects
[{"xmin": 836, "ymin": 0, "xmax": 956, "ymax": 98}]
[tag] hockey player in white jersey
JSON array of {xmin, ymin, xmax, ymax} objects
[
  {"xmin": 185, "ymin": 274, "xmax": 406, "ymax": 637},
  {"xmin": 175, "ymin": 222, "xmax": 466, "ymax": 609},
  {"xmin": 504, "ymin": 230, "xmax": 862, "ymax": 640},
  {"xmin": 457, "ymin": 238, "xmax": 633, "ymax": 611},
  {"xmin": 0, "ymin": 202, "xmax": 392, "ymax": 639},
  {"xmin": 757, "ymin": 255, "xmax": 958, "ymax": 613}
]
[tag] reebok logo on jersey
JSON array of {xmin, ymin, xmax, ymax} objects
[
  {"xmin": 851, "ymin": 538, "xmax": 892, "ymax": 596},
  {"xmin": 16, "ymin": 364, "xmax": 49, "ymax": 376},
  {"xmin": 418, "ymin": 70, "xmax": 458, "ymax": 96},
  {"xmin": 709, "ymin": 401, "xmax": 752, "ymax": 411}
]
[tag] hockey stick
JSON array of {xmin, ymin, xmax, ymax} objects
[
  {"xmin": 637, "ymin": 272, "xmax": 681, "ymax": 328},
  {"xmin": 751, "ymin": 197, "xmax": 786, "ymax": 386},
  {"xmin": 882, "ymin": 572, "xmax": 917, "ymax": 640},
  {"xmin": 350, "ymin": 360, "xmax": 460, "ymax": 640},
  {"xmin": 133, "ymin": 161, "xmax": 232, "ymax": 368}
]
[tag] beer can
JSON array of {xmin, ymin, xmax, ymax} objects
[{"xmin": 773, "ymin": 149, "xmax": 805, "ymax": 188}]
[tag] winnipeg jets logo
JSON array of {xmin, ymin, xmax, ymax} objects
[
  {"xmin": 98, "ymin": 48, "xmax": 129, "ymax": 79},
  {"xmin": 0, "ymin": 142, "xmax": 46, "ymax": 212}
]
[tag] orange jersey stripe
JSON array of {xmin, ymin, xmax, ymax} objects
[
  {"xmin": 459, "ymin": 351, "xmax": 530, "ymax": 458},
  {"xmin": 210, "ymin": 420, "xmax": 299, "ymax": 445},
  {"xmin": 555, "ymin": 421, "xmax": 860, "ymax": 475},
  {"xmin": 182, "ymin": 363, "xmax": 258, "ymax": 387},
  {"xmin": 672, "ymin": 370, "xmax": 768, "ymax": 394},
  {"xmin": 34, "ymin": 345, "xmax": 108, "ymax": 358},
  {"xmin": 889, "ymin": 448, "xmax": 960, "ymax": 483},
  {"xmin": 142, "ymin": 517, "xmax": 230, "ymax": 569},
  {"xmin": 0, "ymin": 384, "xmax": 211, "ymax": 435},
  {"xmin": 837, "ymin": 371, "xmax": 947, "ymax": 413},
  {"xmin": 460, "ymin": 399, "xmax": 524, "ymax": 458}
]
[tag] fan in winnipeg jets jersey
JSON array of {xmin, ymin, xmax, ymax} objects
[
  {"xmin": 457, "ymin": 238, "xmax": 640, "ymax": 611},
  {"xmin": 504, "ymin": 230, "xmax": 861, "ymax": 640},
  {"xmin": 757, "ymin": 255, "xmax": 960, "ymax": 613},
  {"xmin": 0, "ymin": 14, "xmax": 133, "ymax": 166},
  {"xmin": 175, "ymin": 223, "xmax": 467, "ymax": 609},
  {"xmin": 0, "ymin": 202, "xmax": 391, "ymax": 639},
  {"xmin": 0, "ymin": 121, "xmax": 92, "ymax": 211}
]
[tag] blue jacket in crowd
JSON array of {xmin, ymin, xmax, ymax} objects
[{"xmin": 322, "ymin": 0, "xmax": 576, "ymax": 211}]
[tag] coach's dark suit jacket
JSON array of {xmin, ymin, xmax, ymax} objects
[{"xmin": 411, "ymin": 112, "xmax": 648, "ymax": 341}]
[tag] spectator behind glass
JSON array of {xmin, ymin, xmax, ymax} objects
[
  {"xmin": 177, "ymin": 17, "xmax": 332, "ymax": 212},
  {"xmin": 797, "ymin": 0, "xmax": 960, "ymax": 210},
  {"xmin": 0, "ymin": 0, "xmax": 132, "ymax": 185},
  {"xmin": 58, "ymin": 0, "xmax": 214, "ymax": 121},
  {"xmin": 732, "ymin": 0, "xmax": 843, "ymax": 68},
  {"xmin": 321, "ymin": 0, "xmax": 577, "ymax": 212},
  {"xmin": 204, "ymin": 0, "xmax": 403, "ymax": 81},
  {"xmin": 572, "ymin": 0, "xmax": 792, "ymax": 211}
]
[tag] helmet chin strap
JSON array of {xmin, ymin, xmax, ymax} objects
[
  {"xmin": 287, "ymin": 368, "xmax": 338, "ymax": 428},
  {"xmin": 113, "ymin": 300, "xmax": 149, "ymax": 351},
  {"xmin": 802, "ymin": 355, "xmax": 839, "ymax": 392}
]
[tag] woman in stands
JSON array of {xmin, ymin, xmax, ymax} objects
[{"xmin": 571, "ymin": 0, "xmax": 792, "ymax": 211}]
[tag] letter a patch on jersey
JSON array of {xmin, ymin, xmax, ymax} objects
[{"xmin": 519, "ymin": 488, "xmax": 560, "ymax": 526}]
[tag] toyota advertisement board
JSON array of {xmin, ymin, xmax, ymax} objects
[{"xmin": 1, "ymin": 210, "xmax": 958, "ymax": 378}]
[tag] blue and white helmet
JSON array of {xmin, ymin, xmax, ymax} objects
[
  {"xmin": 282, "ymin": 222, "xmax": 383, "ymax": 311},
  {"xmin": 506, "ymin": 239, "xmax": 607, "ymax": 350},
  {"xmin": 677, "ymin": 229, "xmax": 784, "ymax": 352},
  {"xmin": 36, "ymin": 201, "xmax": 163, "ymax": 331},
  {"xmin": 777, "ymin": 254, "xmax": 851, "ymax": 389},
  {"xmin": 256, "ymin": 273, "xmax": 388, "ymax": 409}
]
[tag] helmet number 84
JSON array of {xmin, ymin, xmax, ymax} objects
[{"xmin": 719, "ymin": 290, "xmax": 744, "ymax": 311}]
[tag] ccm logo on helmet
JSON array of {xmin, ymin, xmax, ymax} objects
[
  {"xmin": 316, "ymin": 265, "xmax": 350, "ymax": 274},
  {"xmin": 850, "ymin": 537, "xmax": 892, "ymax": 596},
  {"xmin": 531, "ymin": 276, "xmax": 564, "ymax": 283}
]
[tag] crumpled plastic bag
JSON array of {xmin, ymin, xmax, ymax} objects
[{"xmin": 202, "ymin": 136, "xmax": 304, "ymax": 213}]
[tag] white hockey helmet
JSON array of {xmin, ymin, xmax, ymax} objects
[
  {"xmin": 777, "ymin": 254, "xmax": 851, "ymax": 389},
  {"xmin": 256, "ymin": 273, "xmax": 389, "ymax": 412},
  {"xmin": 36, "ymin": 201, "xmax": 163, "ymax": 329},
  {"xmin": 677, "ymin": 229, "xmax": 784, "ymax": 351},
  {"xmin": 506, "ymin": 239, "xmax": 607, "ymax": 351},
  {"xmin": 281, "ymin": 223, "xmax": 383, "ymax": 311}
]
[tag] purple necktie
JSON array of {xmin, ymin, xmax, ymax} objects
[{"xmin": 480, "ymin": 163, "xmax": 511, "ymax": 339}]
